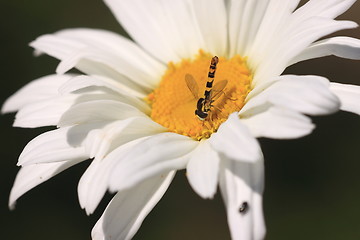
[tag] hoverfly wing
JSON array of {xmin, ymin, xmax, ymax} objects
[
  {"xmin": 210, "ymin": 79, "xmax": 228, "ymax": 101},
  {"xmin": 185, "ymin": 74, "xmax": 200, "ymax": 100}
]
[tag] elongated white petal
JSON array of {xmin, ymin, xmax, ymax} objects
[
  {"xmin": 18, "ymin": 126, "xmax": 89, "ymax": 166},
  {"xmin": 2, "ymin": 74, "xmax": 73, "ymax": 114},
  {"xmin": 262, "ymin": 75, "xmax": 340, "ymax": 115},
  {"xmin": 249, "ymin": 3, "xmax": 358, "ymax": 86},
  {"xmin": 241, "ymin": 107, "xmax": 315, "ymax": 139},
  {"xmin": 257, "ymin": 19, "xmax": 357, "ymax": 85},
  {"xmin": 59, "ymin": 75, "xmax": 150, "ymax": 113},
  {"xmin": 109, "ymin": 133, "xmax": 198, "ymax": 192},
  {"xmin": 210, "ymin": 113, "xmax": 262, "ymax": 163},
  {"xmin": 238, "ymin": 0, "xmax": 299, "ymax": 57},
  {"xmin": 30, "ymin": 29, "xmax": 165, "ymax": 89},
  {"xmin": 245, "ymin": 76, "xmax": 279, "ymax": 101},
  {"xmin": 105, "ymin": 0, "xmax": 216, "ymax": 63},
  {"xmin": 58, "ymin": 74, "xmax": 141, "ymax": 99},
  {"xmin": 13, "ymin": 93, "xmax": 121, "ymax": 128},
  {"xmin": 330, "ymin": 83, "xmax": 360, "ymax": 115},
  {"xmin": 13, "ymin": 94, "xmax": 79, "ymax": 128},
  {"xmin": 86, "ymin": 116, "xmax": 166, "ymax": 160},
  {"xmin": 227, "ymin": 0, "xmax": 273, "ymax": 56},
  {"xmin": 244, "ymin": 0, "xmax": 300, "ymax": 67},
  {"xmin": 219, "ymin": 156, "xmax": 265, "ymax": 240},
  {"xmin": 9, "ymin": 159, "xmax": 84, "ymax": 210},
  {"xmin": 79, "ymin": 118, "xmax": 166, "ymax": 214},
  {"xmin": 54, "ymin": 28, "xmax": 165, "ymax": 79},
  {"xmin": 78, "ymin": 137, "xmax": 148, "ymax": 215},
  {"xmin": 295, "ymin": 0, "xmax": 356, "ymax": 19},
  {"xmin": 30, "ymin": 50, "xmax": 149, "ymax": 99},
  {"xmin": 55, "ymin": 47, "xmax": 155, "ymax": 93},
  {"xmin": 241, "ymin": 75, "xmax": 340, "ymax": 117},
  {"xmin": 79, "ymin": 59, "xmax": 149, "ymax": 98},
  {"xmin": 186, "ymin": 140, "xmax": 220, "ymax": 199},
  {"xmin": 290, "ymin": 37, "xmax": 360, "ymax": 65},
  {"xmin": 59, "ymin": 75, "xmax": 118, "ymax": 95},
  {"xmin": 78, "ymin": 157, "xmax": 114, "ymax": 215},
  {"xmin": 58, "ymin": 100, "xmax": 145, "ymax": 127},
  {"xmin": 92, "ymin": 171, "xmax": 175, "ymax": 240},
  {"xmin": 190, "ymin": 0, "xmax": 227, "ymax": 56}
]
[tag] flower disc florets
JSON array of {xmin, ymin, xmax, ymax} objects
[{"xmin": 148, "ymin": 51, "xmax": 253, "ymax": 140}]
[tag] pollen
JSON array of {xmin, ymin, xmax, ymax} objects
[{"xmin": 147, "ymin": 51, "xmax": 252, "ymax": 140}]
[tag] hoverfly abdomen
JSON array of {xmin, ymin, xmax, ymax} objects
[
  {"xmin": 204, "ymin": 90, "xmax": 212, "ymax": 100},
  {"xmin": 206, "ymin": 80, "xmax": 214, "ymax": 88},
  {"xmin": 185, "ymin": 56, "xmax": 226, "ymax": 121}
]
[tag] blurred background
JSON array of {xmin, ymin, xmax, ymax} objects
[{"xmin": 1, "ymin": 0, "xmax": 360, "ymax": 239}]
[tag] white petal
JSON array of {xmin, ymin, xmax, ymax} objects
[
  {"xmin": 109, "ymin": 133, "xmax": 198, "ymax": 192},
  {"xmin": 13, "ymin": 94, "xmax": 79, "ymax": 128},
  {"xmin": 241, "ymin": 107, "xmax": 315, "ymax": 139},
  {"xmin": 78, "ymin": 157, "xmax": 113, "ymax": 215},
  {"xmin": 330, "ymin": 83, "xmax": 360, "ymax": 115},
  {"xmin": 2, "ymin": 74, "xmax": 72, "ymax": 114},
  {"xmin": 17, "ymin": 126, "xmax": 89, "ymax": 166},
  {"xmin": 295, "ymin": 0, "xmax": 356, "ymax": 19},
  {"xmin": 9, "ymin": 159, "xmax": 83, "ymax": 210},
  {"xmin": 229, "ymin": 0, "xmax": 299, "ymax": 56},
  {"xmin": 59, "ymin": 75, "xmax": 137, "ymax": 98},
  {"xmin": 92, "ymin": 171, "xmax": 175, "ymax": 240},
  {"xmin": 260, "ymin": 75, "xmax": 340, "ymax": 115},
  {"xmin": 78, "ymin": 136, "xmax": 148, "ymax": 215},
  {"xmin": 59, "ymin": 75, "xmax": 150, "ymax": 112},
  {"xmin": 245, "ymin": 76, "xmax": 278, "ymax": 101},
  {"xmin": 13, "ymin": 93, "xmax": 121, "ymax": 128},
  {"xmin": 289, "ymin": 37, "xmax": 360, "ymax": 65},
  {"xmin": 219, "ymin": 156, "xmax": 265, "ymax": 240},
  {"xmin": 209, "ymin": 113, "xmax": 262, "ymax": 163},
  {"xmin": 241, "ymin": 75, "xmax": 340, "ymax": 117},
  {"xmin": 55, "ymin": 47, "xmax": 153, "ymax": 93},
  {"xmin": 59, "ymin": 75, "xmax": 119, "ymax": 95},
  {"xmin": 54, "ymin": 28, "xmax": 166, "ymax": 80},
  {"xmin": 86, "ymin": 116, "xmax": 166, "ymax": 160},
  {"xmin": 244, "ymin": 0, "xmax": 300, "ymax": 69},
  {"xmin": 30, "ymin": 29, "xmax": 165, "ymax": 90},
  {"xmin": 250, "ymin": 13, "xmax": 357, "ymax": 86},
  {"xmin": 227, "ymin": 0, "xmax": 270, "ymax": 56},
  {"xmin": 105, "ymin": 0, "xmax": 209, "ymax": 63},
  {"xmin": 58, "ymin": 100, "xmax": 145, "ymax": 127},
  {"xmin": 186, "ymin": 140, "xmax": 220, "ymax": 199},
  {"xmin": 190, "ymin": 0, "xmax": 227, "ymax": 56}
]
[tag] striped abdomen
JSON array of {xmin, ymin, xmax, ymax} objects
[{"xmin": 203, "ymin": 56, "xmax": 219, "ymax": 110}]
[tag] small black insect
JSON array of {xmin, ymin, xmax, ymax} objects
[{"xmin": 239, "ymin": 201, "xmax": 249, "ymax": 214}]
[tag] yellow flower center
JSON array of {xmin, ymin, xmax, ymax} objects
[{"xmin": 147, "ymin": 51, "xmax": 252, "ymax": 140}]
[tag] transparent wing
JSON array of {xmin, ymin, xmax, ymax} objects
[
  {"xmin": 210, "ymin": 80, "xmax": 228, "ymax": 100},
  {"xmin": 185, "ymin": 74, "xmax": 199, "ymax": 99}
]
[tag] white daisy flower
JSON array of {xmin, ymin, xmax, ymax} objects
[{"xmin": 3, "ymin": 0, "xmax": 360, "ymax": 239}]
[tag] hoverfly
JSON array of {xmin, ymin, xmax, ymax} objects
[{"xmin": 185, "ymin": 56, "xmax": 228, "ymax": 120}]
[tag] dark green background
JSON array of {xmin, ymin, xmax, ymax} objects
[{"xmin": 1, "ymin": 0, "xmax": 360, "ymax": 239}]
